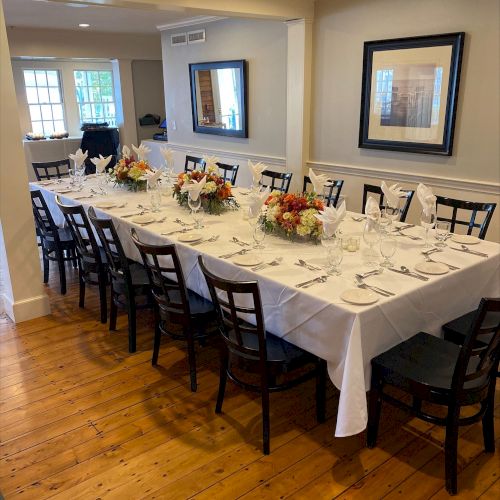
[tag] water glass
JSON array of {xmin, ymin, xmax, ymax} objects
[
  {"xmin": 96, "ymin": 171, "xmax": 108, "ymax": 195},
  {"xmin": 420, "ymin": 209, "xmax": 436, "ymax": 249},
  {"xmin": 188, "ymin": 193, "xmax": 203, "ymax": 228},
  {"xmin": 149, "ymin": 185, "xmax": 162, "ymax": 213},
  {"xmin": 322, "ymin": 236, "xmax": 343, "ymax": 275},
  {"xmin": 70, "ymin": 167, "xmax": 85, "ymax": 191},
  {"xmin": 380, "ymin": 235, "xmax": 397, "ymax": 267},
  {"xmin": 385, "ymin": 205, "xmax": 400, "ymax": 223},
  {"xmin": 253, "ymin": 221, "xmax": 266, "ymax": 249},
  {"xmin": 435, "ymin": 221, "xmax": 450, "ymax": 247},
  {"xmin": 379, "ymin": 209, "xmax": 391, "ymax": 234},
  {"xmin": 363, "ymin": 219, "xmax": 381, "ymax": 267}
]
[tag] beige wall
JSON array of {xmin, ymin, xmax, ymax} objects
[
  {"xmin": 6, "ymin": 26, "xmax": 162, "ymax": 60},
  {"xmin": 161, "ymin": 17, "xmax": 287, "ymax": 157},
  {"xmin": 132, "ymin": 60, "xmax": 165, "ymax": 143}
]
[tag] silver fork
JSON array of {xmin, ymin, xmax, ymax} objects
[
  {"xmin": 424, "ymin": 254, "xmax": 460, "ymax": 271},
  {"xmin": 295, "ymin": 259, "xmax": 322, "ymax": 271},
  {"xmin": 251, "ymin": 257, "xmax": 283, "ymax": 271},
  {"xmin": 232, "ymin": 237, "xmax": 250, "ymax": 247},
  {"xmin": 296, "ymin": 275, "xmax": 329, "ymax": 289},
  {"xmin": 162, "ymin": 228, "xmax": 193, "ymax": 236},
  {"xmin": 219, "ymin": 248, "xmax": 250, "ymax": 259},
  {"xmin": 355, "ymin": 275, "xmax": 394, "ymax": 296},
  {"xmin": 392, "ymin": 227, "xmax": 422, "ymax": 240},
  {"xmin": 190, "ymin": 235, "xmax": 220, "ymax": 246}
]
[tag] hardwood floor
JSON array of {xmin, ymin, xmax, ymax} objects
[{"xmin": 0, "ymin": 266, "xmax": 498, "ymax": 499}]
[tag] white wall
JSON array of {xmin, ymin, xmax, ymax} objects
[
  {"xmin": 310, "ymin": 0, "xmax": 500, "ymax": 240},
  {"xmin": 161, "ymin": 17, "xmax": 287, "ymax": 158}
]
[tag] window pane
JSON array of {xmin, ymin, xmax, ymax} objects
[
  {"xmin": 26, "ymin": 87, "xmax": 39, "ymax": 104},
  {"xmin": 81, "ymin": 103, "xmax": 92, "ymax": 119},
  {"xmin": 32, "ymin": 122, "xmax": 44, "ymax": 134},
  {"xmin": 29, "ymin": 105, "xmax": 41, "ymax": 122},
  {"xmin": 92, "ymin": 103, "xmax": 104, "ymax": 119},
  {"xmin": 49, "ymin": 87, "xmax": 61, "ymax": 103},
  {"xmin": 104, "ymin": 102, "xmax": 115, "ymax": 117},
  {"xmin": 35, "ymin": 70, "xmax": 47, "ymax": 87},
  {"xmin": 43, "ymin": 121, "xmax": 54, "ymax": 135},
  {"xmin": 40, "ymin": 104, "xmax": 52, "ymax": 120},
  {"xmin": 99, "ymin": 71, "xmax": 112, "ymax": 86},
  {"xmin": 89, "ymin": 87, "xmax": 101, "ymax": 102},
  {"xmin": 88, "ymin": 71, "xmax": 100, "ymax": 86},
  {"xmin": 46, "ymin": 71, "xmax": 59, "ymax": 87},
  {"xmin": 23, "ymin": 70, "xmax": 36, "ymax": 87},
  {"xmin": 54, "ymin": 120, "xmax": 65, "ymax": 132},
  {"xmin": 37, "ymin": 87, "xmax": 50, "ymax": 104},
  {"xmin": 101, "ymin": 86, "xmax": 113, "ymax": 102},
  {"xmin": 52, "ymin": 104, "xmax": 64, "ymax": 120},
  {"xmin": 74, "ymin": 70, "xmax": 86, "ymax": 86},
  {"xmin": 75, "ymin": 86, "xmax": 88, "ymax": 103}
]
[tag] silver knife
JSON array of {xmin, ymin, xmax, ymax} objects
[
  {"xmin": 387, "ymin": 268, "xmax": 429, "ymax": 281},
  {"xmin": 449, "ymin": 247, "xmax": 488, "ymax": 258}
]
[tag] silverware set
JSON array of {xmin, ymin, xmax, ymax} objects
[
  {"xmin": 161, "ymin": 228, "xmax": 193, "ymax": 236},
  {"xmin": 174, "ymin": 218, "xmax": 195, "ymax": 227},
  {"xmin": 296, "ymin": 275, "xmax": 329, "ymax": 288},
  {"xmin": 135, "ymin": 217, "xmax": 166, "ymax": 226},
  {"xmin": 354, "ymin": 275, "xmax": 394, "ymax": 297},
  {"xmin": 388, "ymin": 265, "xmax": 429, "ymax": 281},
  {"xmin": 295, "ymin": 259, "xmax": 322, "ymax": 271},
  {"xmin": 251, "ymin": 257, "xmax": 283, "ymax": 271},
  {"xmin": 392, "ymin": 225, "xmax": 422, "ymax": 240},
  {"xmin": 450, "ymin": 245, "xmax": 489, "ymax": 258},
  {"xmin": 231, "ymin": 237, "xmax": 250, "ymax": 247},
  {"xmin": 190, "ymin": 235, "xmax": 220, "ymax": 246},
  {"xmin": 219, "ymin": 248, "xmax": 250, "ymax": 259},
  {"xmin": 423, "ymin": 253, "xmax": 460, "ymax": 270}
]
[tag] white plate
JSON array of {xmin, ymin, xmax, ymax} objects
[
  {"xmin": 95, "ymin": 201, "xmax": 116, "ymax": 209},
  {"xmin": 38, "ymin": 180, "xmax": 54, "ymax": 186},
  {"xmin": 340, "ymin": 288, "xmax": 379, "ymax": 305},
  {"xmin": 451, "ymin": 234, "xmax": 480, "ymax": 245},
  {"xmin": 178, "ymin": 233, "xmax": 203, "ymax": 243},
  {"xmin": 131, "ymin": 215, "xmax": 155, "ymax": 224},
  {"xmin": 415, "ymin": 261, "xmax": 449, "ymax": 275},
  {"xmin": 233, "ymin": 254, "xmax": 263, "ymax": 267},
  {"xmin": 56, "ymin": 188, "xmax": 74, "ymax": 194}
]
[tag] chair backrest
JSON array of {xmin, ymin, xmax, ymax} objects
[
  {"xmin": 88, "ymin": 206, "xmax": 130, "ymax": 284},
  {"xmin": 184, "ymin": 155, "xmax": 206, "ymax": 173},
  {"xmin": 30, "ymin": 190, "xmax": 59, "ymax": 241},
  {"xmin": 131, "ymin": 229, "xmax": 191, "ymax": 324},
  {"xmin": 452, "ymin": 298, "xmax": 500, "ymax": 395},
  {"xmin": 198, "ymin": 255, "xmax": 267, "ymax": 362},
  {"xmin": 32, "ymin": 159, "xmax": 70, "ymax": 181},
  {"xmin": 362, "ymin": 184, "xmax": 415, "ymax": 223},
  {"xmin": 55, "ymin": 196, "xmax": 103, "ymax": 269},
  {"xmin": 303, "ymin": 175, "xmax": 344, "ymax": 207},
  {"xmin": 217, "ymin": 162, "xmax": 239, "ymax": 185},
  {"xmin": 261, "ymin": 170, "xmax": 293, "ymax": 194},
  {"xmin": 436, "ymin": 196, "xmax": 496, "ymax": 240}
]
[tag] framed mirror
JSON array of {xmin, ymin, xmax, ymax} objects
[{"xmin": 189, "ymin": 60, "xmax": 248, "ymax": 138}]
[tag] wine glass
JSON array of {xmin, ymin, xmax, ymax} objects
[
  {"xmin": 379, "ymin": 208, "xmax": 391, "ymax": 234},
  {"xmin": 420, "ymin": 209, "xmax": 436, "ymax": 249},
  {"xmin": 363, "ymin": 219, "xmax": 381, "ymax": 267},
  {"xmin": 148, "ymin": 182, "xmax": 162, "ymax": 213},
  {"xmin": 188, "ymin": 193, "xmax": 203, "ymax": 228},
  {"xmin": 322, "ymin": 235, "xmax": 343, "ymax": 275},
  {"xmin": 380, "ymin": 234, "xmax": 397, "ymax": 267},
  {"xmin": 253, "ymin": 221, "xmax": 266, "ymax": 250},
  {"xmin": 435, "ymin": 221, "xmax": 450, "ymax": 247}
]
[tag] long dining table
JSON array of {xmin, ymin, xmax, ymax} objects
[{"xmin": 30, "ymin": 176, "xmax": 500, "ymax": 437}]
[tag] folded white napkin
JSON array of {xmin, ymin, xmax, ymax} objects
[
  {"xmin": 248, "ymin": 187, "xmax": 270, "ymax": 218},
  {"xmin": 160, "ymin": 147, "xmax": 174, "ymax": 168},
  {"xmin": 365, "ymin": 196, "xmax": 381, "ymax": 230},
  {"xmin": 202, "ymin": 155, "xmax": 219, "ymax": 171},
  {"xmin": 69, "ymin": 148, "xmax": 88, "ymax": 169},
  {"xmin": 314, "ymin": 200, "xmax": 346, "ymax": 237},
  {"xmin": 122, "ymin": 145, "xmax": 131, "ymax": 159},
  {"xmin": 90, "ymin": 154, "xmax": 112, "ymax": 174},
  {"xmin": 248, "ymin": 160, "xmax": 267, "ymax": 185},
  {"xmin": 417, "ymin": 183, "xmax": 436, "ymax": 216},
  {"xmin": 381, "ymin": 181, "xmax": 406, "ymax": 208},
  {"xmin": 132, "ymin": 144, "xmax": 151, "ymax": 162},
  {"xmin": 308, "ymin": 168, "xmax": 330, "ymax": 195},
  {"xmin": 140, "ymin": 169, "xmax": 163, "ymax": 185},
  {"xmin": 181, "ymin": 175, "xmax": 207, "ymax": 201}
]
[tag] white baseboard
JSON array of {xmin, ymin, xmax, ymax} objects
[{"xmin": 1, "ymin": 293, "xmax": 51, "ymax": 323}]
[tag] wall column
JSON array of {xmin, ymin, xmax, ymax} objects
[
  {"xmin": 285, "ymin": 19, "xmax": 312, "ymax": 192},
  {"xmin": 0, "ymin": 2, "xmax": 50, "ymax": 322}
]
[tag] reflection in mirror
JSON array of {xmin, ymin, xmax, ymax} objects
[{"xmin": 189, "ymin": 60, "xmax": 247, "ymax": 138}]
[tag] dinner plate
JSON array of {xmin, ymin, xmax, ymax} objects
[
  {"xmin": 414, "ymin": 261, "xmax": 449, "ymax": 275},
  {"xmin": 451, "ymin": 234, "xmax": 480, "ymax": 245},
  {"xmin": 178, "ymin": 233, "xmax": 203, "ymax": 243},
  {"xmin": 95, "ymin": 201, "xmax": 117, "ymax": 209},
  {"xmin": 131, "ymin": 215, "xmax": 155, "ymax": 225},
  {"xmin": 340, "ymin": 288, "xmax": 379, "ymax": 305},
  {"xmin": 56, "ymin": 188, "xmax": 74, "ymax": 194},
  {"xmin": 233, "ymin": 254, "xmax": 263, "ymax": 267}
]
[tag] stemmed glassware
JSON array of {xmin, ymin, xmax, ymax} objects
[
  {"xmin": 252, "ymin": 221, "xmax": 266, "ymax": 250},
  {"xmin": 321, "ymin": 234, "xmax": 343, "ymax": 275},
  {"xmin": 70, "ymin": 166, "xmax": 85, "ymax": 191},
  {"xmin": 363, "ymin": 218, "xmax": 381, "ymax": 267},
  {"xmin": 435, "ymin": 221, "xmax": 450, "ymax": 247},
  {"xmin": 380, "ymin": 234, "xmax": 397, "ymax": 268},
  {"xmin": 148, "ymin": 180, "xmax": 162, "ymax": 213},
  {"xmin": 420, "ymin": 208, "xmax": 436, "ymax": 249},
  {"xmin": 188, "ymin": 192, "xmax": 204, "ymax": 229}
]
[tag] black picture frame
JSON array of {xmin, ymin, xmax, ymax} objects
[
  {"xmin": 359, "ymin": 32, "xmax": 465, "ymax": 156},
  {"xmin": 189, "ymin": 59, "xmax": 248, "ymax": 138}
]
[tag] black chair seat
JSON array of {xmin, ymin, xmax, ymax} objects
[
  {"xmin": 44, "ymin": 227, "xmax": 74, "ymax": 245},
  {"xmin": 443, "ymin": 310, "xmax": 500, "ymax": 343}
]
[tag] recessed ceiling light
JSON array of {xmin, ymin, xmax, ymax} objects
[{"xmin": 79, "ymin": 23, "xmax": 90, "ymax": 28}]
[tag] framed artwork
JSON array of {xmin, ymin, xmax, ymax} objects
[{"xmin": 359, "ymin": 32, "xmax": 465, "ymax": 155}]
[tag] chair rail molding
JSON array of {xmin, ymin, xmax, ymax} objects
[{"xmin": 307, "ymin": 160, "xmax": 500, "ymax": 196}]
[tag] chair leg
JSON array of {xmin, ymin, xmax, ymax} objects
[
  {"xmin": 215, "ymin": 350, "xmax": 228, "ymax": 414},
  {"xmin": 482, "ymin": 380, "xmax": 496, "ymax": 453},
  {"xmin": 316, "ymin": 358, "xmax": 327, "ymax": 423},
  {"xmin": 57, "ymin": 252, "xmax": 67, "ymax": 295},
  {"xmin": 127, "ymin": 300, "xmax": 137, "ymax": 353},
  {"xmin": 109, "ymin": 292, "xmax": 117, "ymax": 331},
  {"xmin": 444, "ymin": 405, "xmax": 460, "ymax": 495},
  {"xmin": 42, "ymin": 250, "xmax": 49, "ymax": 284},
  {"xmin": 367, "ymin": 367, "xmax": 383, "ymax": 448},
  {"xmin": 151, "ymin": 313, "xmax": 162, "ymax": 366},
  {"xmin": 72, "ymin": 249, "xmax": 78, "ymax": 269},
  {"xmin": 78, "ymin": 270, "xmax": 85, "ymax": 308},
  {"xmin": 98, "ymin": 280, "xmax": 107, "ymax": 324},
  {"xmin": 186, "ymin": 328, "xmax": 197, "ymax": 392},
  {"xmin": 261, "ymin": 386, "xmax": 270, "ymax": 455}
]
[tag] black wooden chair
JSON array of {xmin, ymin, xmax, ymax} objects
[
  {"xmin": 56, "ymin": 197, "xmax": 109, "ymax": 323},
  {"xmin": 131, "ymin": 230, "xmax": 215, "ymax": 391},
  {"xmin": 260, "ymin": 170, "xmax": 293, "ymax": 194},
  {"xmin": 367, "ymin": 298, "xmax": 500, "ymax": 495},
  {"xmin": 303, "ymin": 175, "xmax": 344, "ymax": 207},
  {"xmin": 362, "ymin": 184, "xmax": 414, "ymax": 223},
  {"xmin": 198, "ymin": 255, "xmax": 327, "ymax": 454},
  {"xmin": 217, "ymin": 162, "xmax": 239, "ymax": 185},
  {"xmin": 31, "ymin": 190, "xmax": 77, "ymax": 295},
  {"xmin": 32, "ymin": 159, "xmax": 71, "ymax": 181},
  {"xmin": 184, "ymin": 155, "xmax": 206, "ymax": 173},
  {"xmin": 88, "ymin": 207, "xmax": 151, "ymax": 353},
  {"xmin": 436, "ymin": 196, "xmax": 496, "ymax": 240}
]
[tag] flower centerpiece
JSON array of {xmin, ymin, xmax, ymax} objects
[
  {"xmin": 173, "ymin": 164, "xmax": 238, "ymax": 215},
  {"xmin": 262, "ymin": 191, "xmax": 325, "ymax": 242},
  {"xmin": 109, "ymin": 145, "xmax": 153, "ymax": 191}
]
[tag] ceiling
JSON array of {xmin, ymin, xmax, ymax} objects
[{"xmin": 2, "ymin": 0, "xmax": 205, "ymax": 34}]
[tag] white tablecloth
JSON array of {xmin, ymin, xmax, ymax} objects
[{"xmin": 31, "ymin": 178, "xmax": 500, "ymax": 436}]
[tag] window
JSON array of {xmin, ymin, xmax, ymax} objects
[
  {"xmin": 74, "ymin": 70, "xmax": 116, "ymax": 126},
  {"xmin": 23, "ymin": 69, "xmax": 66, "ymax": 135}
]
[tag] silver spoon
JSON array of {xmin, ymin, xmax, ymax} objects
[
  {"xmin": 296, "ymin": 259, "xmax": 322, "ymax": 271},
  {"xmin": 400, "ymin": 265, "xmax": 429, "ymax": 280}
]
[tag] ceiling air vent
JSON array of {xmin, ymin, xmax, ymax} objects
[
  {"xmin": 188, "ymin": 29, "xmax": 206, "ymax": 44},
  {"xmin": 171, "ymin": 33, "xmax": 187, "ymax": 46}
]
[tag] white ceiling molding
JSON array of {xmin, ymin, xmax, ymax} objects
[{"xmin": 157, "ymin": 15, "xmax": 226, "ymax": 31}]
